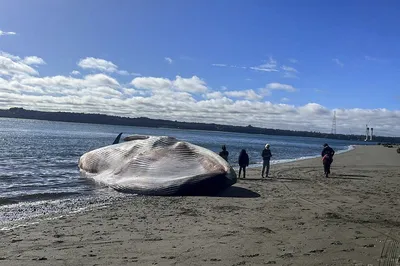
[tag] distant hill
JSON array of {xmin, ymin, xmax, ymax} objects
[{"xmin": 1, "ymin": 107, "xmax": 399, "ymax": 143}]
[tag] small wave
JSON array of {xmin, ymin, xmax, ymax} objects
[
  {"xmin": 0, "ymin": 192, "xmax": 80, "ymax": 206},
  {"xmin": 270, "ymin": 144, "xmax": 355, "ymax": 165},
  {"xmin": 234, "ymin": 145, "xmax": 355, "ymax": 170}
]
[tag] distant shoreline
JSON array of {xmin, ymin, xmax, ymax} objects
[{"xmin": 1, "ymin": 107, "xmax": 398, "ymax": 143}]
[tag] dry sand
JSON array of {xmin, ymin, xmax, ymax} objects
[{"xmin": 0, "ymin": 145, "xmax": 399, "ymax": 266}]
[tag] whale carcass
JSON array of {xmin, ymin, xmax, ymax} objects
[{"xmin": 78, "ymin": 135, "xmax": 237, "ymax": 195}]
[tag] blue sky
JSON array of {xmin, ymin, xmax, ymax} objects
[{"xmin": 0, "ymin": 0, "xmax": 399, "ymax": 135}]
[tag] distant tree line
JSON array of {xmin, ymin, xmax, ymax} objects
[{"xmin": 1, "ymin": 107, "xmax": 399, "ymax": 143}]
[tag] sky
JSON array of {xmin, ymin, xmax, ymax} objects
[{"xmin": 0, "ymin": 0, "xmax": 400, "ymax": 136}]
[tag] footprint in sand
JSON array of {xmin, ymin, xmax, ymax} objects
[{"xmin": 309, "ymin": 249, "xmax": 325, "ymax": 253}]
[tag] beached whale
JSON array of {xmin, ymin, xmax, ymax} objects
[{"xmin": 78, "ymin": 134, "xmax": 237, "ymax": 195}]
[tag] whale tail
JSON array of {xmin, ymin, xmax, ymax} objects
[{"xmin": 112, "ymin": 133, "xmax": 123, "ymax": 144}]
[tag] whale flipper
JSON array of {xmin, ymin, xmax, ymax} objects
[{"xmin": 112, "ymin": 133, "xmax": 123, "ymax": 144}]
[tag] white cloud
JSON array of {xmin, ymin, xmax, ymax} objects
[
  {"xmin": 211, "ymin": 63, "xmax": 246, "ymax": 69},
  {"xmin": 315, "ymin": 89, "xmax": 326, "ymax": 93},
  {"xmin": 77, "ymin": 57, "xmax": 135, "ymax": 76},
  {"xmin": 0, "ymin": 54, "xmax": 39, "ymax": 76},
  {"xmin": 70, "ymin": 70, "xmax": 81, "ymax": 76},
  {"xmin": 364, "ymin": 55, "xmax": 386, "ymax": 63},
  {"xmin": 0, "ymin": 30, "xmax": 16, "ymax": 36},
  {"xmin": 250, "ymin": 66, "xmax": 278, "ymax": 72},
  {"xmin": 260, "ymin": 83, "xmax": 297, "ymax": 96},
  {"xmin": 289, "ymin": 58, "xmax": 298, "ymax": 64},
  {"xmin": 117, "ymin": 70, "xmax": 129, "ymax": 76},
  {"xmin": 281, "ymin": 65, "xmax": 298, "ymax": 78},
  {"xmin": 213, "ymin": 57, "xmax": 284, "ymax": 72},
  {"xmin": 20, "ymin": 74, "xmax": 119, "ymax": 92},
  {"xmin": 78, "ymin": 57, "xmax": 118, "ymax": 73},
  {"xmin": 84, "ymin": 73, "xmax": 120, "ymax": 87},
  {"xmin": 281, "ymin": 65, "xmax": 298, "ymax": 73},
  {"xmin": 0, "ymin": 51, "xmax": 21, "ymax": 61},
  {"xmin": 1, "ymin": 51, "xmax": 400, "ymax": 136},
  {"xmin": 333, "ymin": 58, "xmax": 344, "ymax": 67},
  {"xmin": 299, "ymin": 103, "xmax": 330, "ymax": 115},
  {"xmin": 266, "ymin": 83, "xmax": 296, "ymax": 92},
  {"xmin": 131, "ymin": 77, "xmax": 172, "ymax": 91},
  {"xmin": 205, "ymin": 91, "xmax": 224, "ymax": 99},
  {"xmin": 212, "ymin": 63, "xmax": 227, "ymax": 67},
  {"xmin": 165, "ymin": 57, "xmax": 173, "ymax": 64},
  {"xmin": 283, "ymin": 72, "xmax": 298, "ymax": 79},
  {"xmin": 174, "ymin": 75, "xmax": 207, "ymax": 93},
  {"xmin": 229, "ymin": 65, "xmax": 246, "ymax": 69},
  {"xmin": 206, "ymin": 86, "xmax": 263, "ymax": 101},
  {"xmin": 131, "ymin": 72, "xmax": 142, "ymax": 76},
  {"xmin": 131, "ymin": 75, "xmax": 207, "ymax": 93},
  {"xmin": 23, "ymin": 56, "xmax": 46, "ymax": 65},
  {"xmin": 224, "ymin": 89, "xmax": 262, "ymax": 101},
  {"xmin": 281, "ymin": 97, "xmax": 290, "ymax": 102},
  {"xmin": 250, "ymin": 57, "xmax": 278, "ymax": 72}
]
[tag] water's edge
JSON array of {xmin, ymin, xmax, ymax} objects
[{"xmin": 233, "ymin": 144, "xmax": 355, "ymax": 171}]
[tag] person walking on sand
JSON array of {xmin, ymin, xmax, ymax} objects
[
  {"xmin": 238, "ymin": 149, "xmax": 249, "ymax": 179},
  {"xmin": 261, "ymin": 144, "xmax": 272, "ymax": 178},
  {"xmin": 219, "ymin": 145, "xmax": 229, "ymax": 162},
  {"xmin": 321, "ymin": 143, "xmax": 335, "ymax": 177}
]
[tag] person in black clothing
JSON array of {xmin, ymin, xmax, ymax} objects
[
  {"xmin": 219, "ymin": 145, "xmax": 229, "ymax": 162},
  {"xmin": 321, "ymin": 143, "xmax": 335, "ymax": 177},
  {"xmin": 238, "ymin": 149, "xmax": 249, "ymax": 179},
  {"xmin": 261, "ymin": 144, "xmax": 272, "ymax": 178}
]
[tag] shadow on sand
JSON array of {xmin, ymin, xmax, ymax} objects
[
  {"xmin": 115, "ymin": 184, "xmax": 260, "ymax": 198},
  {"xmin": 334, "ymin": 174, "xmax": 369, "ymax": 178},
  {"xmin": 328, "ymin": 174, "xmax": 368, "ymax": 180},
  {"xmin": 214, "ymin": 186, "xmax": 260, "ymax": 198},
  {"xmin": 238, "ymin": 177, "xmax": 308, "ymax": 182}
]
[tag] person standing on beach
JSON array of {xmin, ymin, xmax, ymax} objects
[
  {"xmin": 261, "ymin": 144, "xmax": 272, "ymax": 178},
  {"xmin": 219, "ymin": 145, "xmax": 229, "ymax": 162},
  {"xmin": 321, "ymin": 143, "xmax": 335, "ymax": 177},
  {"xmin": 238, "ymin": 149, "xmax": 249, "ymax": 179}
]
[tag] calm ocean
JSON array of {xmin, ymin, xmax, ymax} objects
[{"xmin": 0, "ymin": 118, "xmax": 369, "ymax": 226}]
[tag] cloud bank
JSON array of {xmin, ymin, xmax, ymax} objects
[{"xmin": 0, "ymin": 51, "xmax": 399, "ymax": 136}]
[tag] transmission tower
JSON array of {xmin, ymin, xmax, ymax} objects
[{"xmin": 331, "ymin": 111, "xmax": 337, "ymax": 134}]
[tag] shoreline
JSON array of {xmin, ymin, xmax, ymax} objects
[
  {"xmin": 0, "ymin": 115, "xmax": 388, "ymax": 143},
  {"xmin": 1, "ymin": 145, "xmax": 399, "ymax": 265},
  {"xmin": 234, "ymin": 144, "xmax": 356, "ymax": 171}
]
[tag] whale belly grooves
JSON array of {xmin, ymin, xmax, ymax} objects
[{"xmin": 78, "ymin": 135, "xmax": 237, "ymax": 195}]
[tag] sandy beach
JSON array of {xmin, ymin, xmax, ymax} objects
[{"xmin": 0, "ymin": 145, "xmax": 399, "ymax": 266}]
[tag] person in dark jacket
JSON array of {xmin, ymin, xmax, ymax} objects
[
  {"xmin": 321, "ymin": 143, "xmax": 335, "ymax": 177},
  {"xmin": 219, "ymin": 145, "xmax": 229, "ymax": 162},
  {"xmin": 261, "ymin": 144, "xmax": 272, "ymax": 178},
  {"xmin": 238, "ymin": 149, "xmax": 249, "ymax": 179}
]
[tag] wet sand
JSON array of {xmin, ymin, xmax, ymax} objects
[{"xmin": 0, "ymin": 145, "xmax": 399, "ymax": 266}]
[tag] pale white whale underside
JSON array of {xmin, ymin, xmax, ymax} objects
[{"xmin": 78, "ymin": 135, "xmax": 237, "ymax": 195}]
